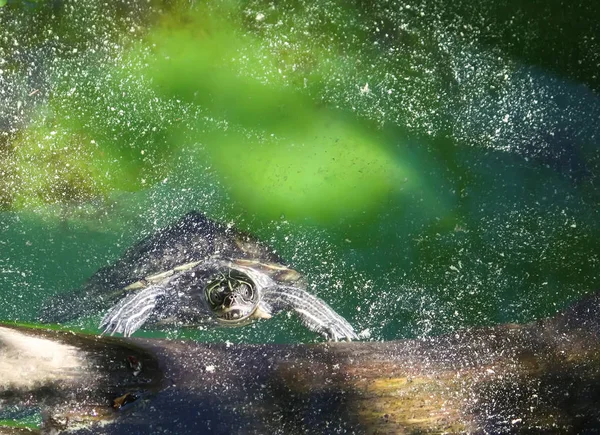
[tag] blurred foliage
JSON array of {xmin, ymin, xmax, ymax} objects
[
  {"xmin": 135, "ymin": 5, "xmax": 418, "ymax": 222},
  {"xmin": 0, "ymin": 0, "xmax": 433, "ymax": 224},
  {"xmin": 1, "ymin": 0, "xmax": 597, "ymax": 224}
]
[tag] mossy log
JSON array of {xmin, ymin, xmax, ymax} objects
[{"xmin": 2, "ymin": 291, "xmax": 600, "ymax": 434}]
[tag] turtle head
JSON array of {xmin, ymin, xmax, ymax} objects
[{"xmin": 204, "ymin": 269, "xmax": 268, "ymax": 324}]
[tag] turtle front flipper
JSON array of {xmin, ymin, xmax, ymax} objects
[
  {"xmin": 100, "ymin": 284, "xmax": 167, "ymax": 337},
  {"xmin": 260, "ymin": 286, "xmax": 358, "ymax": 341}
]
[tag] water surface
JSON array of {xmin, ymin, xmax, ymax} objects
[{"xmin": 0, "ymin": 0, "xmax": 599, "ymax": 345}]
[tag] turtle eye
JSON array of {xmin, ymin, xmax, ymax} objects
[
  {"xmin": 205, "ymin": 280, "xmax": 227, "ymax": 307},
  {"xmin": 236, "ymin": 280, "xmax": 255, "ymax": 300}
]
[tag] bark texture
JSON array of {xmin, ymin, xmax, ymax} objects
[{"xmin": 2, "ymin": 291, "xmax": 600, "ymax": 433}]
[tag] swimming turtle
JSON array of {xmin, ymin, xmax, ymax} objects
[{"xmin": 40, "ymin": 211, "xmax": 357, "ymax": 341}]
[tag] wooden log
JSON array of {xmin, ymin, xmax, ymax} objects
[{"xmin": 2, "ymin": 291, "xmax": 600, "ymax": 433}]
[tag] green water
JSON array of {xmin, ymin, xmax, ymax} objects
[{"xmin": 0, "ymin": 0, "xmax": 599, "ymax": 345}]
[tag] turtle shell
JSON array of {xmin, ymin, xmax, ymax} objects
[
  {"xmin": 40, "ymin": 211, "xmax": 297, "ymax": 323},
  {"xmin": 95, "ymin": 211, "xmax": 282, "ymax": 289}
]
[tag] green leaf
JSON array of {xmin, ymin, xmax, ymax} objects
[{"xmin": 0, "ymin": 0, "xmax": 7, "ymax": 7}]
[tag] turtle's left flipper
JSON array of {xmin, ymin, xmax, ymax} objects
[
  {"xmin": 100, "ymin": 284, "xmax": 167, "ymax": 337},
  {"xmin": 261, "ymin": 286, "xmax": 358, "ymax": 341}
]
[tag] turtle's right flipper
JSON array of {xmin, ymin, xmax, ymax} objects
[
  {"xmin": 261, "ymin": 286, "xmax": 358, "ymax": 341},
  {"xmin": 100, "ymin": 284, "xmax": 166, "ymax": 337}
]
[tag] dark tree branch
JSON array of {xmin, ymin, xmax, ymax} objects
[{"xmin": 2, "ymin": 291, "xmax": 600, "ymax": 433}]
